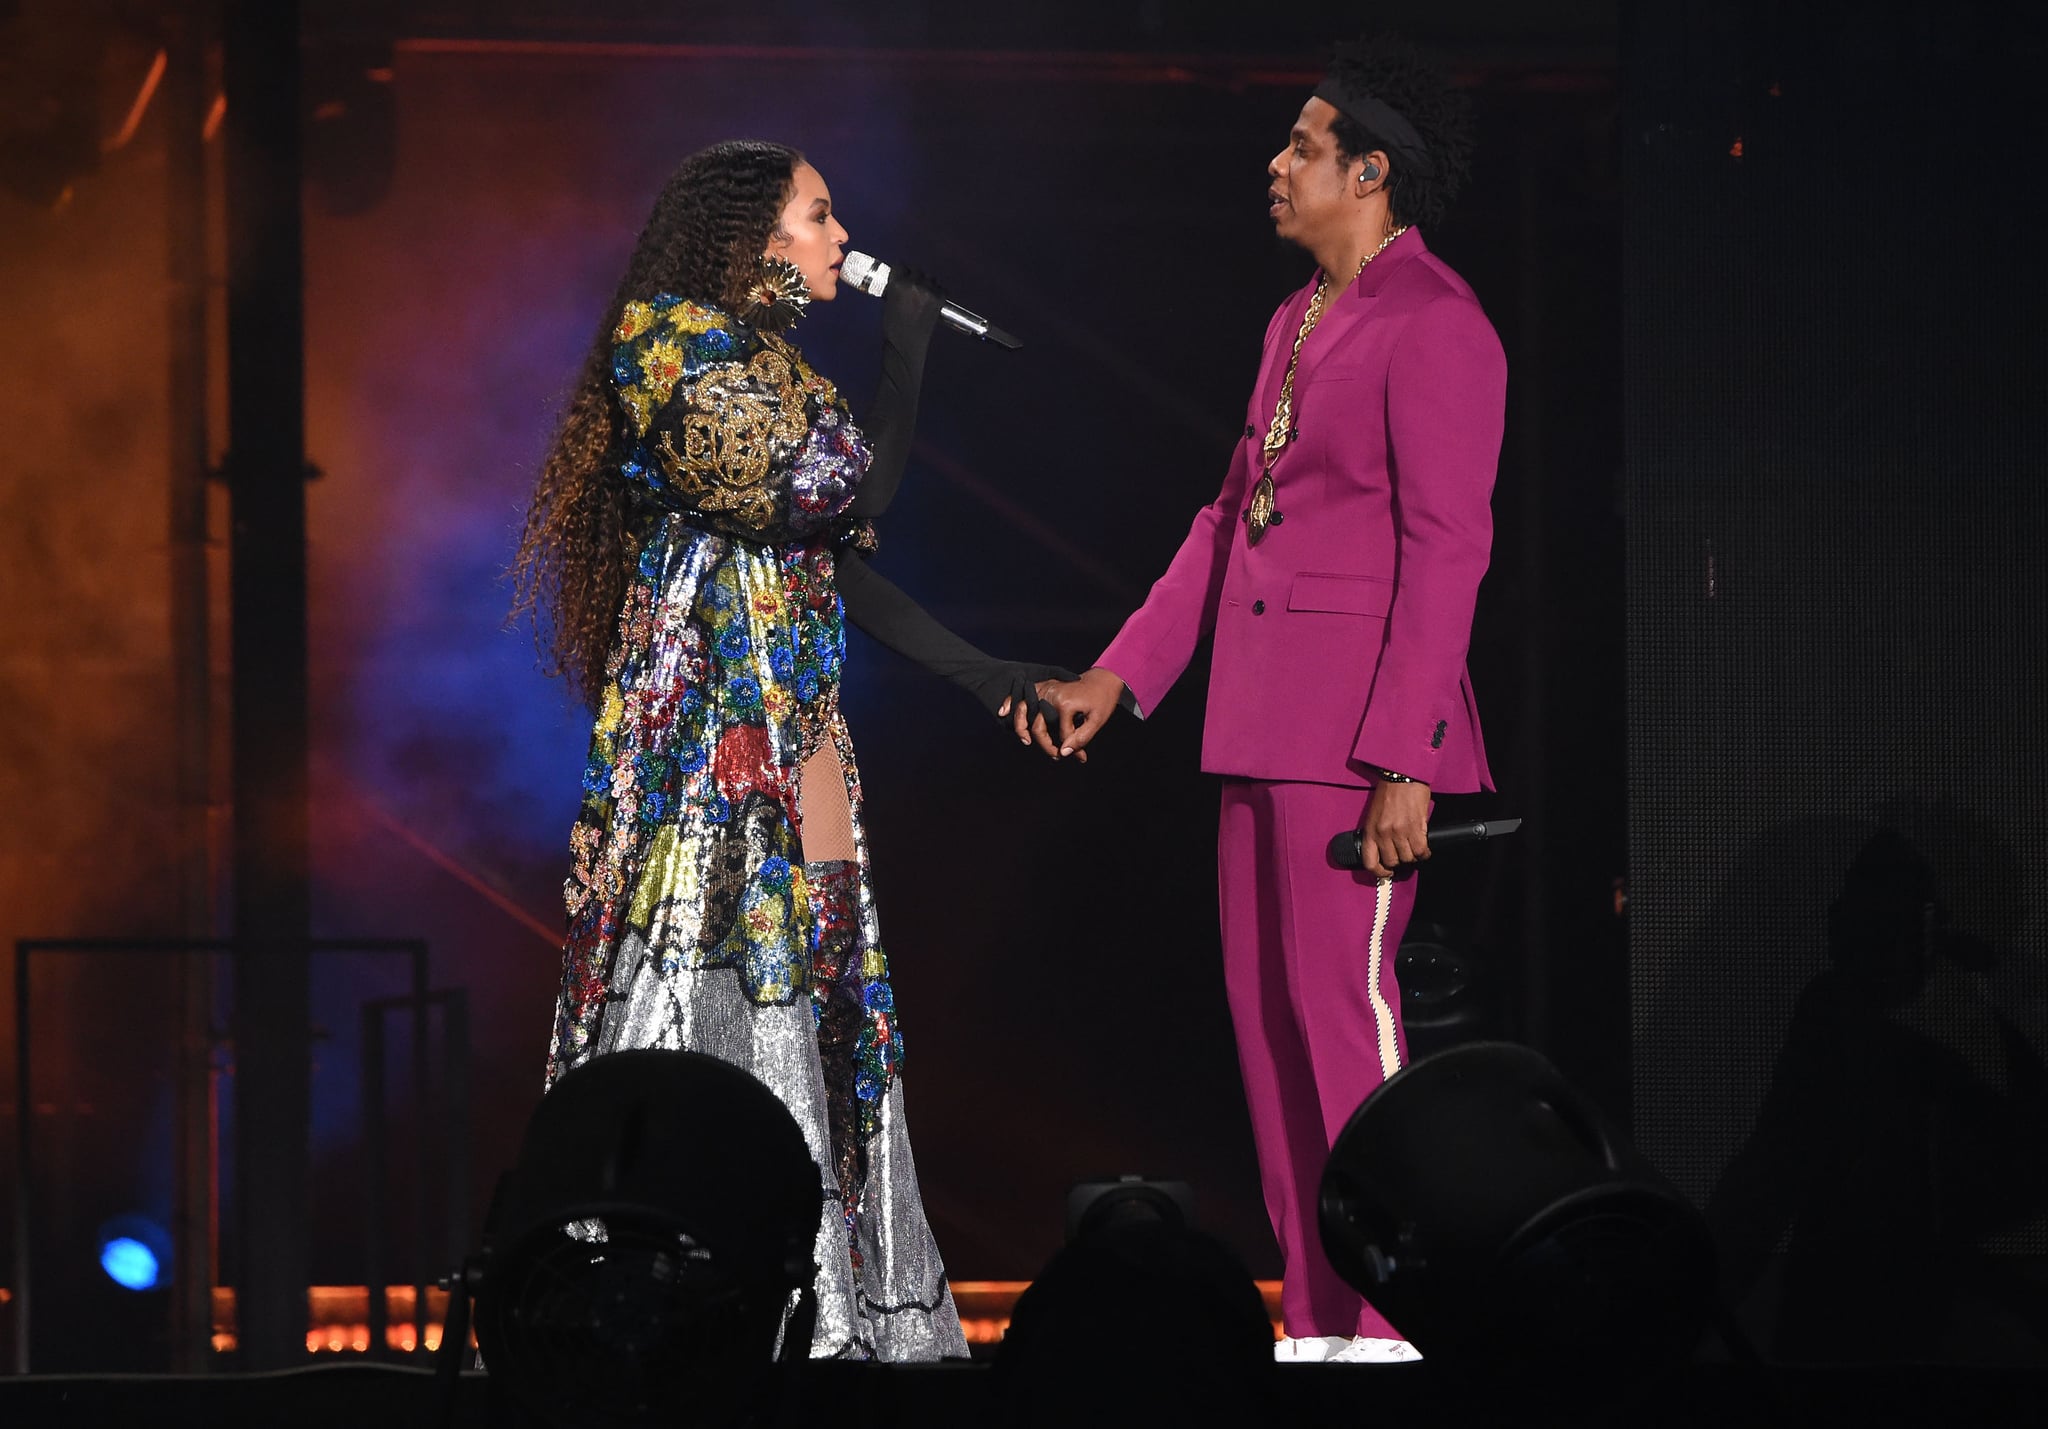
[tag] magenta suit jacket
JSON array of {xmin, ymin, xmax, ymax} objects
[{"xmin": 1097, "ymin": 229, "xmax": 1504, "ymax": 793}]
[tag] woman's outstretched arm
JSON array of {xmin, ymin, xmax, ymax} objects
[{"xmin": 834, "ymin": 548, "xmax": 1073, "ymax": 728}]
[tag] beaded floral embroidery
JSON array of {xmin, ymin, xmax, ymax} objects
[{"xmin": 549, "ymin": 297, "xmax": 904, "ymax": 1141}]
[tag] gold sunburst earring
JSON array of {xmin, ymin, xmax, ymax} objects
[{"xmin": 739, "ymin": 254, "xmax": 811, "ymax": 331}]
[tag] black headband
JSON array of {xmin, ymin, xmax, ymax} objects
[{"xmin": 1311, "ymin": 77, "xmax": 1436, "ymax": 179}]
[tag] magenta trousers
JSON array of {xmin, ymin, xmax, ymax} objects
[{"xmin": 1218, "ymin": 778, "xmax": 1417, "ymax": 1341}]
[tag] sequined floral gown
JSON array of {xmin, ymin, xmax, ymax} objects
[{"xmin": 545, "ymin": 295, "xmax": 967, "ymax": 1361}]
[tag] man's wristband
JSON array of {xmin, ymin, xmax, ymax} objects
[{"xmin": 1372, "ymin": 767, "xmax": 1417, "ymax": 784}]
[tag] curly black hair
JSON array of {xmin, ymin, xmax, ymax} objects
[
  {"xmin": 1322, "ymin": 36, "xmax": 1474, "ymax": 231},
  {"xmin": 510, "ymin": 140, "xmax": 803, "ymax": 708}
]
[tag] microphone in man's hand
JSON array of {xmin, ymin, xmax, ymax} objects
[
  {"xmin": 840, "ymin": 252, "xmax": 1023, "ymax": 349},
  {"xmin": 1328, "ymin": 818, "xmax": 1523, "ymax": 869}
]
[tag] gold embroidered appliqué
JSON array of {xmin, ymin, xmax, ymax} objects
[{"xmin": 654, "ymin": 346, "xmax": 811, "ymax": 529}]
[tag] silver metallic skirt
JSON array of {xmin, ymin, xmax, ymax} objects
[{"xmin": 585, "ymin": 932, "xmax": 967, "ymax": 1361}]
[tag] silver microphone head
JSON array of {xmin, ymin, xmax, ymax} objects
[{"xmin": 841, "ymin": 251, "xmax": 891, "ymax": 297}]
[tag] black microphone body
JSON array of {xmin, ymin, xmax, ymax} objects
[
  {"xmin": 936, "ymin": 298, "xmax": 1017, "ymax": 347},
  {"xmin": 1328, "ymin": 818, "xmax": 1523, "ymax": 869},
  {"xmin": 840, "ymin": 251, "xmax": 1023, "ymax": 349}
]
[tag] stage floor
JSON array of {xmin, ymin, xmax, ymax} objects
[{"xmin": 2, "ymin": 1360, "xmax": 2047, "ymax": 1428}]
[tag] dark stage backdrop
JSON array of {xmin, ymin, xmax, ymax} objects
[{"xmin": 1626, "ymin": 1, "xmax": 2048, "ymax": 1364}]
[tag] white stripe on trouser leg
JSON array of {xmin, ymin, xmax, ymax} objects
[{"xmin": 1366, "ymin": 875, "xmax": 1401, "ymax": 1080}]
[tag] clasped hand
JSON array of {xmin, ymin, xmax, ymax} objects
[
  {"xmin": 997, "ymin": 667, "xmax": 1433, "ymax": 880},
  {"xmin": 998, "ymin": 666, "xmax": 1125, "ymax": 765}
]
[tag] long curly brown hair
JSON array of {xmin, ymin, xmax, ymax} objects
[{"xmin": 510, "ymin": 139, "xmax": 803, "ymax": 708}]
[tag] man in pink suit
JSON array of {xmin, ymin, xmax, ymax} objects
[{"xmin": 1019, "ymin": 38, "xmax": 1504, "ymax": 1364}]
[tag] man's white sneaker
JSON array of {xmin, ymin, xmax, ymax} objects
[
  {"xmin": 1273, "ymin": 1334, "xmax": 1351, "ymax": 1363},
  {"xmin": 1329, "ymin": 1336, "xmax": 1423, "ymax": 1363}
]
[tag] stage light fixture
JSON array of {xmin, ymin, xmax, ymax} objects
[
  {"xmin": 1064, "ymin": 1174, "xmax": 1196, "ymax": 1243},
  {"xmin": 99, "ymin": 1239, "xmax": 158, "ymax": 1291},
  {"xmin": 464, "ymin": 1050, "xmax": 822, "ymax": 1427},
  {"xmin": 1319, "ymin": 1041, "xmax": 1717, "ymax": 1363},
  {"xmin": 95, "ymin": 1215, "xmax": 173, "ymax": 1292},
  {"xmin": 999, "ymin": 1210, "xmax": 1274, "ymax": 1423}
]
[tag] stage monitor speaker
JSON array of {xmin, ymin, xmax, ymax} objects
[
  {"xmin": 470, "ymin": 1050, "xmax": 820, "ymax": 1426},
  {"xmin": 1319, "ymin": 1041, "xmax": 1716, "ymax": 1362}
]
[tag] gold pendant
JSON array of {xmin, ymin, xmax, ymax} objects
[{"xmin": 1244, "ymin": 472, "xmax": 1276, "ymax": 546}]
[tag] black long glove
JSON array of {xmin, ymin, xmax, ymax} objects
[
  {"xmin": 835, "ymin": 549, "xmax": 1074, "ymax": 722},
  {"xmin": 845, "ymin": 268, "xmax": 945, "ymax": 518}
]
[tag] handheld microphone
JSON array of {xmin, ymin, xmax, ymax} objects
[
  {"xmin": 1328, "ymin": 818, "xmax": 1523, "ymax": 870},
  {"xmin": 840, "ymin": 252, "xmax": 1023, "ymax": 349}
]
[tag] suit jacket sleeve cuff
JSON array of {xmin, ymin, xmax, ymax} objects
[
  {"xmin": 1352, "ymin": 719, "xmax": 1448, "ymax": 786},
  {"xmin": 1092, "ymin": 643, "xmax": 1153, "ymax": 721}
]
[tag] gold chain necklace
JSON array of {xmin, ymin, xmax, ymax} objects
[{"xmin": 1245, "ymin": 225, "xmax": 1409, "ymax": 546}]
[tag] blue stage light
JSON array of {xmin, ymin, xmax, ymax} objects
[
  {"xmin": 99, "ymin": 1236, "xmax": 160, "ymax": 1291},
  {"xmin": 96, "ymin": 1215, "xmax": 173, "ymax": 1292}
]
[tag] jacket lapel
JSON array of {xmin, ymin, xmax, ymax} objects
[{"xmin": 1300, "ymin": 228, "xmax": 1428, "ymax": 373}]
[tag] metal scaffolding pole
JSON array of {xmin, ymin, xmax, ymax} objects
[
  {"xmin": 222, "ymin": 0, "xmax": 311, "ymax": 1370},
  {"xmin": 164, "ymin": 0, "xmax": 218, "ymax": 1373}
]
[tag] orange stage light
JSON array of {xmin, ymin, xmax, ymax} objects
[{"xmin": 190, "ymin": 1279, "xmax": 1287, "ymax": 1354}]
